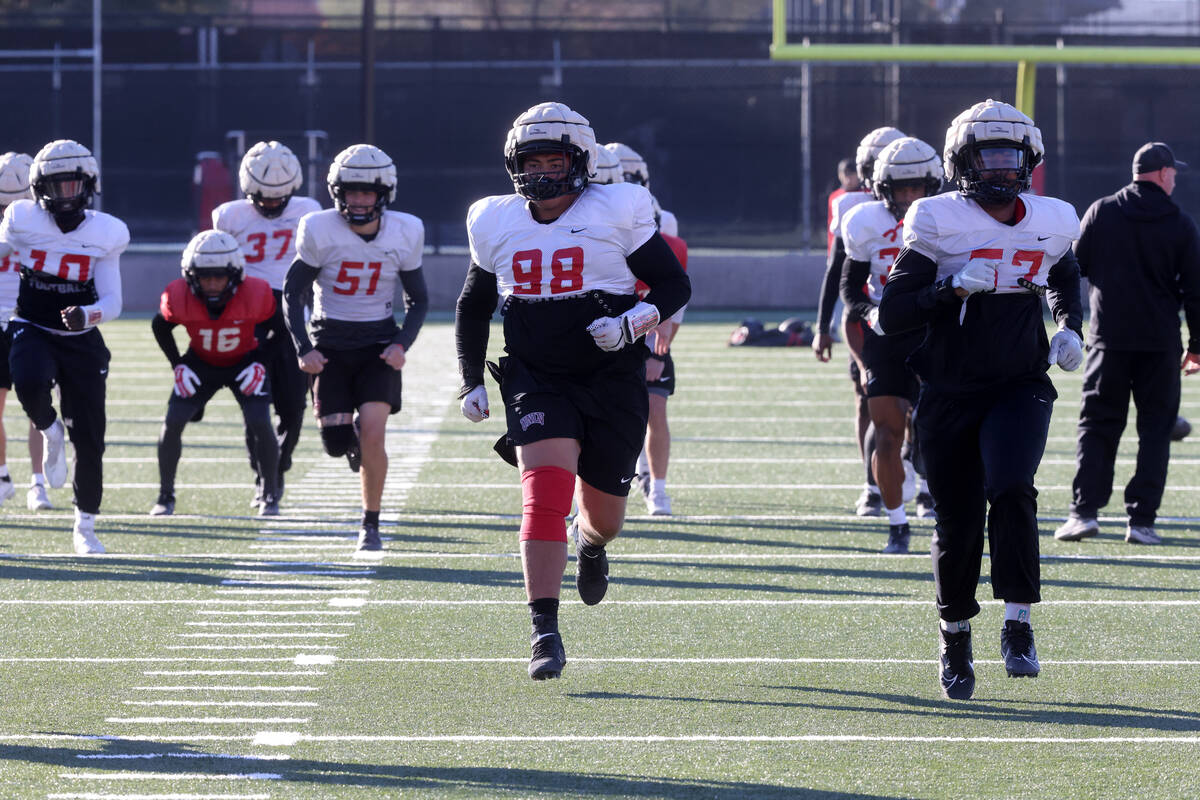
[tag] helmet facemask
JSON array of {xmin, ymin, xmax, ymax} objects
[
  {"xmin": 331, "ymin": 181, "xmax": 388, "ymax": 226},
  {"xmin": 34, "ymin": 170, "xmax": 95, "ymax": 227},
  {"xmin": 507, "ymin": 139, "xmax": 588, "ymax": 201},
  {"xmin": 185, "ymin": 265, "xmax": 242, "ymax": 317},
  {"xmin": 877, "ymin": 176, "xmax": 941, "ymax": 219},
  {"xmin": 250, "ymin": 192, "xmax": 291, "ymax": 219},
  {"xmin": 955, "ymin": 138, "xmax": 1035, "ymax": 205}
]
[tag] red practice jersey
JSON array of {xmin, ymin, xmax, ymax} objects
[
  {"xmin": 635, "ymin": 231, "xmax": 687, "ymax": 300},
  {"xmin": 160, "ymin": 276, "xmax": 276, "ymax": 367}
]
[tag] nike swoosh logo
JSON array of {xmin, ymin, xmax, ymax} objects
[
  {"xmin": 1036, "ymin": 236, "xmax": 1051, "ymax": 241},
  {"xmin": 620, "ymin": 476, "xmax": 634, "ymax": 484},
  {"xmin": 571, "ymin": 227, "xmax": 587, "ymax": 233}
]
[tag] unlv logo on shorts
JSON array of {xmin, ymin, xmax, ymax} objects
[{"xmin": 520, "ymin": 411, "xmax": 545, "ymax": 431}]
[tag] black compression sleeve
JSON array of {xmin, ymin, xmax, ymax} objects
[
  {"xmin": 839, "ymin": 258, "xmax": 875, "ymax": 323},
  {"xmin": 151, "ymin": 313, "xmax": 182, "ymax": 366},
  {"xmin": 625, "ymin": 232, "xmax": 691, "ymax": 320},
  {"xmin": 282, "ymin": 259, "xmax": 321, "ymax": 356},
  {"xmin": 817, "ymin": 237, "xmax": 846, "ymax": 333},
  {"xmin": 455, "ymin": 263, "xmax": 498, "ymax": 394},
  {"xmin": 878, "ymin": 247, "xmax": 959, "ymax": 334},
  {"xmin": 1045, "ymin": 248, "xmax": 1084, "ymax": 338},
  {"xmin": 392, "ymin": 267, "xmax": 429, "ymax": 351}
]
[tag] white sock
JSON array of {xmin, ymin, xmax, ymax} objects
[
  {"xmin": 867, "ymin": 483, "xmax": 880, "ymax": 496},
  {"xmin": 31, "ymin": 473, "xmax": 45, "ymax": 486},
  {"xmin": 0, "ymin": 465, "xmax": 9, "ymax": 479},
  {"xmin": 918, "ymin": 477, "xmax": 929, "ymax": 493},
  {"xmin": 886, "ymin": 505, "xmax": 907, "ymax": 525},
  {"xmin": 941, "ymin": 619, "xmax": 970, "ymax": 633},
  {"xmin": 1004, "ymin": 603, "xmax": 1031, "ymax": 625},
  {"xmin": 636, "ymin": 450, "xmax": 649, "ymax": 475},
  {"xmin": 75, "ymin": 509, "xmax": 95, "ymax": 523},
  {"xmin": 652, "ymin": 479, "xmax": 666, "ymax": 495}
]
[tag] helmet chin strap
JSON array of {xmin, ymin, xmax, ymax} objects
[{"xmin": 51, "ymin": 205, "xmax": 86, "ymax": 233}]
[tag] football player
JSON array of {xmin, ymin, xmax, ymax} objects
[
  {"xmin": 839, "ymin": 136, "xmax": 943, "ymax": 553},
  {"xmin": 150, "ymin": 231, "xmax": 279, "ymax": 517},
  {"xmin": 603, "ymin": 141, "xmax": 684, "ymax": 516},
  {"xmin": 282, "ymin": 143, "xmax": 428, "ymax": 555},
  {"xmin": 879, "ymin": 99, "xmax": 1084, "ymax": 700},
  {"xmin": 0, "ymin": 139, "xmax": 129, "ymax": 554},
  {"xmin": 0, "ymin": 151, "xmax": 52, "ymax": 510},
  {"xmin": 213, "ymin": 141, "xmax": 321, "ymax": 508},
  {"xmin": 456, "ymin": 103, "xmax": 690, "ymax": 680},
  {"xmin": 814, "ymin": 126, "xmax": 905, "ymax": 517}
]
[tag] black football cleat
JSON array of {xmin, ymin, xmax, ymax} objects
[
  {"xmin": 356, "ymin": 523, "xmax": 382, "ymax": 553},
  {"xmin": 915, "ymin": 491, "xmax": 937, "ymax": 519},
  {"xmin": 883, "ymin": 522, "xmax": 910, "ymax": 554},
  {"xmin": 573, "ymin": 522, "xmax": 609, "ymax": 606},
  {"xmin": 258, "ymin": 498, "xmax": 280, "ymax": 517},
  {"xmin": 346, "ymin": 441, "xmax": 362, "ymax": 474},
  {"xmin": 939, "ymin": 626, "xmax": 975, "ymax": 700},
  {"xmin": 528, "ymin": 632, "xmax": 566, "ymax": 680},
  {"xmin": 1000, "ymin": 620, "xmax": 1040, "ymax": 678}
]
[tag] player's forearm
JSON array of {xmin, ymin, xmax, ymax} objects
[
  {"xmin": 817, "ymin": 238, "xmax": 846, "ymax": 332},
  {"xmin": 392, "ymin": 267, "xmax": 429, "ymax": 351},
  {"xmin": 81, "ymin": 257, "xmax": 122, "ymax": 325},
  {"xmin": 455, "ymin": 263, "xmax": 497, "ymax": 392},
  {"xmin": 282, "ymin": 259, "xmax": 320, "ymax": 356},
  {"xmin": 150, "ymin": 313, "xmax": 182, "ymax": 366},
  {"xmin": 878, "ymin": 248, "xmax": 956, "ymax": 333},
  {"xmin": 626, "ymin": 232, "xmax": 690, "ymax": 320},
  {"xmin": 1045, "ymin": 249, "xmax": 1084, "ymax": 338},
  {"xmin": 839, "ymin": 257, "xmax": 875, "ymax": 322}
]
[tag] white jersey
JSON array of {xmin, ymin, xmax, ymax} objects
[
  {"xmin": 0, "ymin": 247, "xmax": 17, "ymax": 317},
  {"xmin": 830, "ymin": 189, "xmax": 873, "ymax": 237},
  {"xmin": 842, "ymin": 200, "xmax": 904, "ymax": 303},
  {"xmin": 295, "ymin": 208, "xmax": 424, "ymax": 324},
  {"xmin": 467, "ymin": 182, "xmax": 656, "ymax": 299},
  {"xmin": 903, "ymin": 192, "xmax": 1079, "ymax": 294},
  {"xmin": 212, "ymin": 196, "xmax": 322, "ymax": 291},
  {"xmin": 0, "ymin": 199, "xmax": 129, "ymax": 330}
]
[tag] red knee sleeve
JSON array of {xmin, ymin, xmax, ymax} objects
[{"xmin": 519, "ymin": 466, "xmax": 576, "ymax": 542}]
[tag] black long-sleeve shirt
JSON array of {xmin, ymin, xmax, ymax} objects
[{"xmin": 1075, "ymin": 180, "xmax": 1200, "ymax": 354}]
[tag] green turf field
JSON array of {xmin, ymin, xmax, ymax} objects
[{"xmin": 2, "ymin": 316, "xmax": 1199, "ymax": 799}]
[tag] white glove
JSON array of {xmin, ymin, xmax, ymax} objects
[
  {"xmin": 587, "ymin": 301, "xmax": 660, "ymax": 352},
  {"xmin": 951, "ymin": 260, "xmax": 999, "ymax": 295},
  {"xmin": 865, "ymin": 306, "xmax": 885, "ymax": 335},
  {"xmin": 1048, "ymin": 327, "xmax": 1084, "ymax": 371},
  {"xmin": 460, "ymin": 385, "xmax": 489, "ymax": 423},
  {"xmin": 236, "ymin": 362, "xmax": 267, "ymax": 396},
  {"xmin": 173, "ymin": 364, "xmax": 200, "ymax": 398}
]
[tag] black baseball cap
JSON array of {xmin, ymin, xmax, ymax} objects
[{"xmin": 1133, "ymin": 142, "xmax": 1188, "ymax": 174}]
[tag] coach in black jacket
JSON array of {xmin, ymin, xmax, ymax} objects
[{"xmin": 1055, "ymin": 142, "xmax": 1200, "ymax": 546}]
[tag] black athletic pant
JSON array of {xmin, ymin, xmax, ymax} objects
[
  {"xmin": 8, "ymin": 322, "xmax": 109, "ymax": 514},
  {"xmin": 916, "ymin": 379, "xmax": 1055, "ymax": 622},
  {"xmin": 1069, "ymin": 348, "xmax": 1180, "ymax": 527},
  {"xmin": 160, "ymin": 356, "xmax": 278, "ymax": 502},
  {"xmin": 246, "ymin": 300, "xmax": 307, "ymax": 481}
]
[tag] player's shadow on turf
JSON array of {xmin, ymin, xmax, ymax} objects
[
  {"xmin": 621, "ymin": 521, "xmax": 904, "ymax": 554},
  {"xmin": 764, "ymin": 686, "xmax": 1200, "ymax": 732},
  {"xmin": 0, "ymin": 555, "xmax": 374, "ymax": 589},
  {"xmin": 613, "ymin": 558, "xmax": 928, "ymax": 595},
  {"xmin": 0, "ymin": 739, "xmax": 902, "ymax": 799},
  {"xmin": 370, "ymin": 563, "xmax": 526, "ymax": 589}
]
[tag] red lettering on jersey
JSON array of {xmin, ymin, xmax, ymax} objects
[
  {"xmin": 245, "ymin": 232, "xmax": 266, "ymax": 263},
  {"xmin": 512, "ymin": 248, "xmax": 589, "ymax": 296},
  {"xmin": 272, "ymin": 229, "xmax": 293, "ymax": 260},
  {"xmin": 27, "ymin": 248, "xmax": 92, "ymax": 282},
  {"xmin": 332, "ymin": 261, "xmax": 383, "ymax": 296},
  {"xmin": 968, "ymin": 248, "xmax": 1004, "ymax": 261},
  {"xmin": 161, "ymin": 276, "xmax": 276, "ymax": 367},
  {"xmin": 1012, "ymin": 249, "xmax": 1045, "ymax": 283},
  {"xmin": 881, "ymin": 219, "xmax": 903, "ymax": 243}
]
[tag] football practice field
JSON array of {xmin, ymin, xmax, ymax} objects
[{"xmin": 2, "ymin": 315, "xmax": 1199, "ymax": 799}]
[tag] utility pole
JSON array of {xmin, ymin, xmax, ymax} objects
[{"xmin": 362, "ymin": 0, "xmax": 376, "ymax": 143}]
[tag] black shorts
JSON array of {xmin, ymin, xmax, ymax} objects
[
  {"xmin": 312, "ymin": 342, "xmax": 403, "ymax": 419},
  {"xmin": 0, "ymin": 323, "xmax": 11, "ymax": 390},
  {"xmin": 646, "ymin": 351, "xmax": 675, "ymax": 398},
  {"xmin": 493, "ymin": 352, "xmax": 648, "ymax": 497},
  {"xmin": 863, "ymin": 329, "xmax": 922, "ymax": 403}
]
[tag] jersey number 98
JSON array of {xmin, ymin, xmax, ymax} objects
[{"xmin": 511, "ymin": 247, "xmax": 584, "ymax": 295}]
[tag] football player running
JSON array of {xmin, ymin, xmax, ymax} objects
[
  {"xmin": 213, "ymin": 141, "xmax": 321, "ymax": 509},
  {"xmin": 878, "ymin": 100, "xmax": 1084, "ymax": 700},
  {"xmin": 0, "ymin": 139, "xmax": 129, "ymax": 554},
  {"xmin": 839, "ymin": 136, "xmax": 943, "ymax": 553},
  {"xmin": 150, "ymin": 231, "xmax": 279, "ymax": 516},
  {"xmin": 603, "ymin": 141, "xmax": 685, "ymax": 516},
  {"xmin": 282, "ymin": 144, "xmax": 428, "ymax": 555},
  {"xmin": 0, "ymin": 151, "xmax": 52, "ymax": 510},
  {"xmin": 815, "ymin": 126, "xmax": 905, "ymax": 517},
  {"xmin": 456, "ymin": 103, "xmax": 690, "ymax": 680}
]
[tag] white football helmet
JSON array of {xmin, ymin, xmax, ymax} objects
[
  {"xmin": 327, "ymin": 143, "xmax": 397, "ymax": 225},
  {"xmin": 181, "ymin": 230, "xmax": 245, "ymax": 310},
  {"xmin": 504, "ymin": 101, "xmax": 598, "ymax": 201},
  {"xmin": 29, "ymin": 139, "xmax": 100, "ymax": 222},
  {"xmin": 0, "ymin": 152, "xmax": 33, "ymax": 206},
  {"xmin": 604, "ymin": 142, "xmax": 650, "ymax": 188},
  {"xmin": 855, "ymin": 127, "xmax": 905, "ymax": 189},
  {"xmin": 944, "ymin": 99, "xmax": 1044, "ymax": 204},
  {"xmin": 872, "ymin": 137, "xmax": 943, "ymax": 219},
  {"xmin": 592, "ymin": 145, "xmax": 624, "ymax": 186},
  {"xmin": 239, "ymin": 140, "xmax": 303, "ymax": 218}
]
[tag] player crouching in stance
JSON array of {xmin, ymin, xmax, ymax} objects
[
  {"xmin": 879, "ymin": 100, "xmax": 1084, "ymax": 700},
  {"xmin": 150, "ymin": 231, "xmax": 279, "ymax": 517},
  {"xmin": 0, "ymin": 139, "xmax": 129, "ymax": 554},
  {"xmin": 839, "ymin": 136, "xmax": 943, "ymax": 553},
  {"xmin": 283, "ymin": 144, "xmax": 428, "ymax": 556},
  {"xmin": 455, "ymin": 102, "xmax": 690, "ymax": 680}
]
